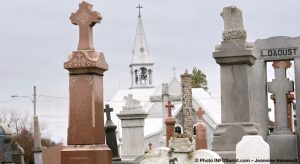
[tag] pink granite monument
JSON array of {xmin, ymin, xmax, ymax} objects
[{"xmin": 61, "ymin": 2, "xmax": 111, "ymax": 164}]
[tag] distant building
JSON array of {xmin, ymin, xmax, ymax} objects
[{"xmin": 106, "ymin": 8, "xmax": 221, "ymax": 154}]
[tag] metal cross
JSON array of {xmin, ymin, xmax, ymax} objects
[
  {"xmin": 104, "ymin": 104, "xmax": 113, "ymax": 121},
  {"xmin": 136, "ymin": 4, "xmax": 143, "ymax": 17},
  {"xmin": 165, "ymin": 101, "xmax": 174, "ymax": 117}
]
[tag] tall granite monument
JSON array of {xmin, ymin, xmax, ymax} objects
[
  {"xmin": 212, "ymin": 6, "xmax": 260, "ymax": 162},
  {"xmin": 61, "ymin": 2, "xmax": 111, "ymax": 164}
]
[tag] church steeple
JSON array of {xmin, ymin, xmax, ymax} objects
[{"xmin": 130, "ymin": 4, "xmax": 154, "ymax": 89}]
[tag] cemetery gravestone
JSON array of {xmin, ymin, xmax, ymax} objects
[
  {"xmin": 250, "ymin": 37, "xmax": 300, "ymax": 163},
  {"xmin": 212, "ymin": 6, "xmax": 260, "ymax": 162},
  {"xmin": 236, "ymin": 135, "xmax": 270, "ymax": 164},
  {"xmin": 11, "ymin": 142, "xmax": 25, "ymax": 164},
  {"xmin": 196, "ymin": 108, "xmax": 208, "ymax": 150},
  {"xmin": 0, "ymin": 124, "xmax": 14, "ymax": 164},
  {"xmin": 61, "ymin": 2, "xmax": 111, "ymax": 164},
  {"xmin": 266, "ymin": 61, "xmax": 297, "ymax": 164},
  {"xmin": 104, "ymin": 104, "xmax": 121, "ymax": 161},
  {"xmin": 164, "ymin": 101, "xmax": 176, "ymax": 147},
  {"xmin": 117, "ymin": 94, "xmax": 148, "ymax": 160}
]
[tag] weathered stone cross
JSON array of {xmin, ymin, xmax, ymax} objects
[
  {"xmin": 124, "ymin": 94, "xmax": 140, "ymax": 107},
  {"xmin": 104, "ymin": 104, "xmax": 113, "ymax": 121},
  {"xmin": 268, "ymin": 61, "xmax": 294, "ymax": 132},
  {"xmin": 70, "ymin": 1, "xmax": 102, "ymax": 50},
  {"xmin": 165, "ymin": 101, "xmax": 174, "ymax": 117},
  {"xmin": 197, "ymin": 108, "xmax": 205, "ymax": 120}
]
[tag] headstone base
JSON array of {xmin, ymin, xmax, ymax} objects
[
  {"xmin": 61, "ymin": 145, "xmax": 112, "ymax": 164},
  {"xmin": 140, "ymin": 147, "xmax": 224, "ymax": 164},
  {"xmin": 267, "ymin": 134, "xmax": 298, "ymax": 164},
  {"xmin": 212, "ymin": 123, "xmax": 260, "ymax": 164}
]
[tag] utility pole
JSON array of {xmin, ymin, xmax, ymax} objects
[
  {"xmin": 12, "ymin": 86, "xmax": 43, "ymax": 164},
  {"xmin": 32, "ymin": 86, "xmax": 43, "ymax": 164}
]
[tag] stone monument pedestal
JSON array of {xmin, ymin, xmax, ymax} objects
[
  {"xmin": 267, "ymin": 133, "xmax": 297, "ymax": 164},
  {"xmin": 117, "ymin": 94, "xmax": 148, "ymax": 160},
  {"xmin": 212, "ymin": 123, "xmax": 260, "ymax": 161},
  {"xmin": 61, "ymin": 145, "xmax": 111, "ymax": 164}
]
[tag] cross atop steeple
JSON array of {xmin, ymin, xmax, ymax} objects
[{"xmin": 136, "ymin": 4, "xmax": 143, "ymax": 17}]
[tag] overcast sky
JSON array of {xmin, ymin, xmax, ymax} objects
[{"xmin": 1, "ymin": 0, "xmax": 300, "ymax": 142}]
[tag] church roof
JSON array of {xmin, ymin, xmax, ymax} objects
[{"xmin": 106, "ymin": 76, "xmax": 221, "ymax": 139}]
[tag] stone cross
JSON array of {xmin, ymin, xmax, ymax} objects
[
  {"xmin": 124, "ymin": 94, "xmax": 140, "ymax": 107},
  {"xmin": 197, "ymin": 108, "xmax": 205, "ymax": 120},
  {"xmin": 70, "ymin": 1, "xmax": 102, "ymax": 50},
  {"xmin": 104, "ymin": 104, "xmax": 113, "ymax": 121},
  {"xmin": 165, "ymin": 101, "xmax": 174, "ymax": 117},
  {"xmin": 268, "ymin": 61, "xmax": 294, "ymax": 132}
]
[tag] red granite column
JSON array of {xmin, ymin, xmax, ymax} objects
[
  {"xmin": 165, "ymin": 101, "xmax": 176, "ymax": 147},
  {"xmin": 196, "ymin": 108, "xmax": 207, "ymax": 150},
  {"xmin": 61, "ymin": 2, "xmax": 111, "ymax": 164}
]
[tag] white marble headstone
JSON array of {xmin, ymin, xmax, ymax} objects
[
  {"xmin": 140, "ymin": 148, "xmax": 224, "ymax": 164},
  {"xmin": 236, "ymin": 135, "xmax": 270, "ymax": 164}
]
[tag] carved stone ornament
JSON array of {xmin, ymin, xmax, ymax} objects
[
  {"xmin": 221, "ymin": 6, "xmax": 247, "ymax": 40},
  {"xmin": 64, "ymin": 50, "xmax": 108, "ymax": 70}
]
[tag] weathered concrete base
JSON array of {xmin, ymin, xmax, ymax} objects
[
  {"xmin": 267, "ymin": 134, "xmax": 298, "ymax": 164},
  {"xmin": 212, "ymin": 123, "xmax": 260, "ymax": 164},
  {"xmin": 33, "ymin": 152, "xmax": 43, "ymax": 164},
  {"xmin": 61, "ymin": 145, "xmax": 112, "ymax": 164},
  {"xmin": 112, "ymin": 161, "xmax": 136, "ymax": 164}
]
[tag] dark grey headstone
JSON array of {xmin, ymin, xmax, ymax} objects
[
  {"xmin": 11, "ymin": 142, "xmax": 25, "ymax": 164},
  {"xmin": 104, "ymin": 104, "xmax": 121, "ymax": 161}
]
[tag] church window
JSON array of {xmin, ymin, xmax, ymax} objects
[
  {"xmin": 193, "ymin": 125, "xmax": 196, "ymax": 135},
  {"xmin": 175, "ymin": 126, "xmax": 182, "ymax": 134}
]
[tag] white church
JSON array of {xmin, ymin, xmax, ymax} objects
[{"xmin": 106, "ymin": 8, "xmax": 221, "ymax": 157}]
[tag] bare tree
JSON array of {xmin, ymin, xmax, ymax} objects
[{"xmin": 0, "ymin": 108, "xmax": 30, "ymax": 135}]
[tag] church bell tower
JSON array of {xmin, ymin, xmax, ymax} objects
[{"xmin": 130, "ymin": 4, "xmax": 154, "ymax": 89}]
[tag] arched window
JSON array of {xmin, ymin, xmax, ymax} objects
[
  {"xmin": 175, "ymin": 125, "xmax": 182, "ymax": 134},
  {"xmin": 193, "ymin": 125, "xmax": 197, "ymax": 135}
]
